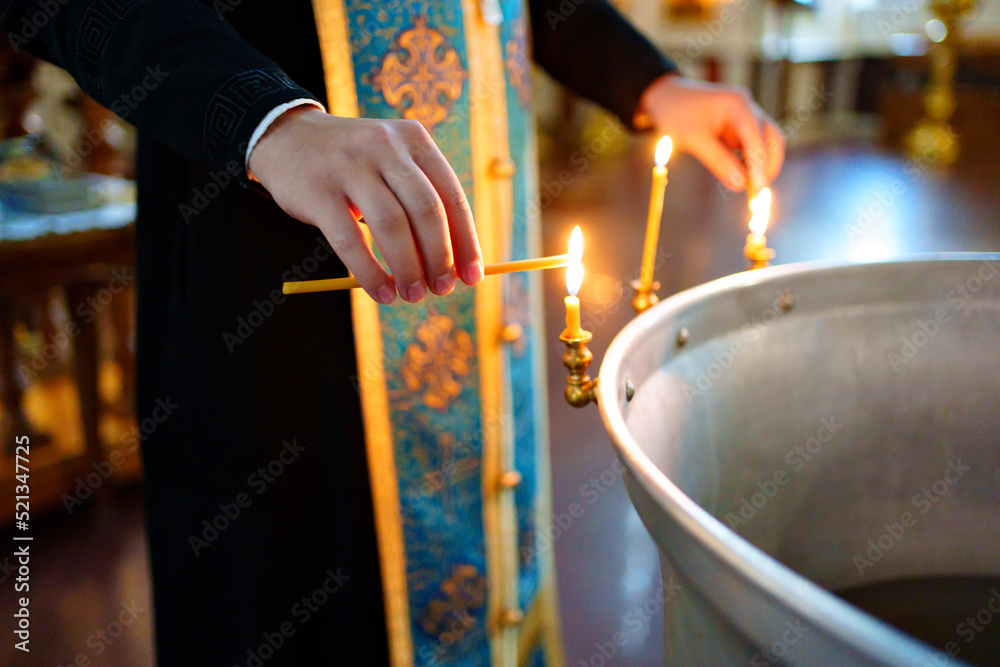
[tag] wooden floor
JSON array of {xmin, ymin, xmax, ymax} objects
[{"xmin": 1, "ymin": 136, "xmax": 998, "ymax": 666}]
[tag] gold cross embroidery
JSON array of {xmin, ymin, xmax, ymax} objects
[{"xmin": 372, "ymin": 18, "xmax": 467, "ymax": 132}]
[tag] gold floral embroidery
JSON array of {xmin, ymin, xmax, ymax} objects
[
  {"xmin": 372, "ymin": 18, "xmax": 467, "ymax": 131},
  {"xmin": 401, "ymin": 314, "xmax": 474, "ymax": 410},
  {"xmin": 418, "ymin": 564, "xmax": 487, "ymax": 640},
  {"xmin": 504, "ymin": 19, "xmax": 531, "ymax": 108}
]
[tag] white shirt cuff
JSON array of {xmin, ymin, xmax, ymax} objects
[{"xmin": 245, "ymin": 98, "xmax": 326, "ymax": 181}]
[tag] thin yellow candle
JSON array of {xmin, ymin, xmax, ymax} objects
[
  {"xmin": 564, "ymin": 296, "xmax": 581, "ymax": 337},
  {"xmin": 744, "ymin": 187, "xmax": 774, "ymax": 269},
  {"xmin": 562, "ymin": 226, "xmax": 585, "ymax": 338},
  {"xmin": 747, "ymin": 186, "xmax": 771, "ymax": 247},
  {"xmin": 283, "ymin": 254, "xmax": 570, "ymax": 295},
  {"xmin": 639, "ymin": 136, "xmax": 672, "ymax": 291}
]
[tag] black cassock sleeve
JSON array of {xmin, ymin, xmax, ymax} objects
[
  {"xmin": 0, "ymin": 0, "xmax": 672, "ymax": 177},
  {"xmin": 0, "ymin": 0, "xmax": 320, "ymax": 177},
  {"xmin": 529, "ymin": 0, "xmax": 677, "ymax": 128}
]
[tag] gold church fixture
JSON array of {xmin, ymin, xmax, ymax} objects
[
  {"xmin": 560, "ymin": 226, "xmax": 598, "ymax": 408},
  {"xmin": 632, "ymin": 135, "xmax": 672, "ymax": 314},
  {"xmin": 282, "ymin": 254, "xmax": 570, "ymax": 295},
  {"xmin": 905, "ymin": 0, "xmax": 978, "ymax": 166},
  {"xmin": 744, "ymin": 187, "xmax": 774, "ymax": 270},
  {"xmin": 560, "ymin": 329, "xmax": 598, "ymax": 408}
]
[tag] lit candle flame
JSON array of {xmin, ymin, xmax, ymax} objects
[
  {"xmin": 654, "ymin": 136, "xmax": 673, "ymax": 167},
  {"xmin": 566, "ymin": 225, "xmax": 584, "ymax": 296},
  {"xmin": 748, "ymin": 187, "xmax": 772, "ymax": 236}
]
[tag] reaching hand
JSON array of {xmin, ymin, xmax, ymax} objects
[
  {"xmin": 639, "ymin": 74, "xmax": 785, "ymax": 193},
  {"xmin": 248, "ymin": 107, "xmax": 483, "ymax": 304}
]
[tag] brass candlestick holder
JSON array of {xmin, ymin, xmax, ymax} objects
[
  {"xmin": 559, "ymin": 328, "xmax": 598, "ymax": 408},
  {"xmin": 904, "ymin": 0, "xmax": 977, "ymax": 166},
  {"xmin": 630, "ymin": 279, "xmax": 661, "ymax": 314},
  {"xmin": 744, "ymin": 234, "xmax": 775, "ymax": 270}
]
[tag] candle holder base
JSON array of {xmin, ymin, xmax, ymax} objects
[
  {"xmin": 630, "ymin": 279, "xmax": 661, "ymax": 314},
  {"xmin": 559, "ymin": 329, "xmax": 598, "ymax": 408},
  {"xmin": 744, "ymin": 237, "xmax": 775, "ymax": 270}
]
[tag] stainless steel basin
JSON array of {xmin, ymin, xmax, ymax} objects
[{"xmin": 597, "ymin": 255, "xmax": 1000, "ymax": 666}]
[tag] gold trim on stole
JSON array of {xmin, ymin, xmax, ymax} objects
[
  {"xmin": 311, "ymin": 1, "xmax": 414, "ymax": 665},
  {"xmin": 460, "ymin": 0, "xmax": 519, "ymax": 664},
  {"xmin": 519, "ymin": 72, "xmax": 566, "ymax": 667}
]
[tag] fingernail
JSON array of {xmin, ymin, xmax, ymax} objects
[
  {"xmin": 732, "ymin": 172, "xmax": 747, "ymax": 189},
  {"xmin": 405, "ymin": 281, "xmax": 426, "ymax": 303},
  {"xmin": 433, "ymin": 272, "xmax": 455, "ymax": 296},
  {"xmin": 376, "ymin": 285, "xmax": 396, "ymax": 305},
  {"xmin": 463, "ymin": 260, "xmax": 484, "ymax": 285}
]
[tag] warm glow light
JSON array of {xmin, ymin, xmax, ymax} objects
[
  {"xmin": 748, "ymin": 187, "xmax": 772, "ymax": 236},
  {"xmin": 566, "ymin": 226, "xmax": 584, "ymax": 296},
  {"xmin": 654, "ymin": 136, "xmax": 673, "ymax": 167},
  {"xmin": 925, "ymin": 19, "xmax": 947, "ymax": 43},
  {"xmin": 568, "ymin": 225, "xmax": 583, "ymax": 264}
]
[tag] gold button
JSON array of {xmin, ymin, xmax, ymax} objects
[
  {"xmin": 500, "ymin": 608, "xmax": 524, "ymax": 626},
  {"xmin": 500, "ymin": 322, "xmax": 523, "ymax": 343},
  {"xmin": 633, "ymin": 110, "xmax": 653, "ymax": 131},
  {"xmin": 490, "ymin": 158, "xmax": 516, "ymax": 178},
  {"xmin": 498, "ymin": 470, "xmax": 522, "ymax": 489}
]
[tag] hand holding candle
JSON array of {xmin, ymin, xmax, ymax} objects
[{"xmin": 563, "ymin": 226, "xmax": 585, "ymax": 339}]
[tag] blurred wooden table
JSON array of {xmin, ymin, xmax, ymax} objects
[{"xmin": 0, "ymin": 200, "xmax": 135, "ymax": 520}]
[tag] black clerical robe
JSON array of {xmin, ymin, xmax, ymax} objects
[{"xmin": 0, "ymin": 0, "xmax": 674, "ymax": 664}]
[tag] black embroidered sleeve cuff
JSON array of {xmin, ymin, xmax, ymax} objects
[{"xmin": 203, "ymin": 68, "xmax": 321, "ymax": 179}]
